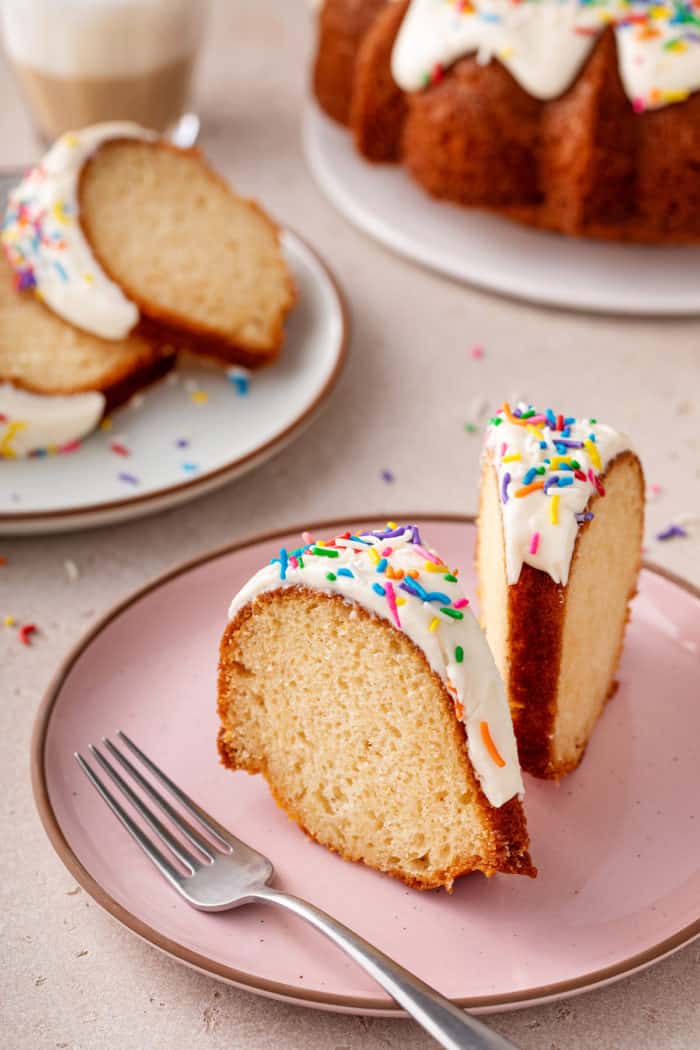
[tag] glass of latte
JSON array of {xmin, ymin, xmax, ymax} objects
[{"xmin": 1, "ymin": 0, "xmax": 209, "ymax": 143}]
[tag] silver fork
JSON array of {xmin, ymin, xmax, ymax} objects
[{"xmin": 75, "ymin": 732, "xmax": 518, "ymax": 1050}]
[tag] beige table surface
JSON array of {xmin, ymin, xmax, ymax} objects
[{"xmin": 2, "ymin": 2, "xmax": 699, "ymax": 1048}]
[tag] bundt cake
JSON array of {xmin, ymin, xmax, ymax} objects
[
  {"xmin": 218, "ymin": 523, "xmax": 535, "ymax": 889},
  {"xmin": 2, "ymin": 123, "xmax": 296, "ymax": 365},
  {"xmin": 313, "ymin": 0, "xmax": 700, "ymax": 242},
  {"xmin": 0, "ymin": 255, "xmax": 173, "ymax": 457},
  {"xmin": 476, "ymin": 404, "xmax": 645, "ymax": 779}
]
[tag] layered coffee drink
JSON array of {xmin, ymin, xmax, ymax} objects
[{"xmin": 2, "ymin": 0, "xmax": 208, "ymax": 141}]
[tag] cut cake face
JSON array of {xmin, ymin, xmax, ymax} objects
[
  {"xmin": 2, "ymin": 123, "xmax": 296, "ymax": 366},
  {"xmin": 0, "ymin": 254, "xmax": 173, "ymax": 457},
  {"xmin": 477, "ymin": 403, "xmax": 644, "ymax": 778},
  {"xmin": 218, "ymin": 524, "xmax": 535, "ymax": 890}
]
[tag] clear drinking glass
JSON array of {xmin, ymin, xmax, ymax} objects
[{"xmin": 1, "ymin": 0, "xmax": 209, "ymax": 146}]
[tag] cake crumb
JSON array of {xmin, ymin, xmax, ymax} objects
[{"xmin": 64, "ymin": 560, "xmax": 79, "ymax": 582}]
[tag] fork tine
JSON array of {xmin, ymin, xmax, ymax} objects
[
  {"xmin": 117, "ymin": 731, "xmax": 240, "ymax": 851},
  {"xmin": 89, "ymin": 744, "xmax": 201, "ymax": 873},
  {"xmin": 103, "ymin": 738, "xmax": 216, "ymax": 862},
  {"xmin": 75, "ymin": 752, "xmax": 183, "ymax": 889}
]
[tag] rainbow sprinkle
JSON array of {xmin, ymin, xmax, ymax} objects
[
  {"xmin": 265, "ymin": 524, "xmax": 475, "ymax": 652},
  {"xmin": 485, "ymin": 402, "xmax": 632, "ymax": 585},
  {"xmin": 414, "ymin": 1, "xmax": 700, "ymax": 113},
  {"xmin": 656, "ymin": 523, "xmax": 688, "ymax": 541}
]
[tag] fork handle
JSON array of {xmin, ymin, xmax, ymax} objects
[{"xmin": 252, "ymin": 886, "xmax": 517, "ymax": 1050}]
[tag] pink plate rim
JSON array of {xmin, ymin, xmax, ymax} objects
[{"xmin": 30, "ymin": 513, "xmax": 700, "ymax": 1015}]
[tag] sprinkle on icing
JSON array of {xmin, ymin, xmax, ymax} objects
[
  {"xmin": 228, "ymin": 524, "xmax": 524, "ymax": 808},
  {"xmin": 392, "ymin": 0, "xmax": 700, "ymax": 111},
  {"xmin": 484, "ymin": 403, "xmax": 632, "ymax": 586},
  {"xmin": 1, "ymin": 123, "xmax": 156, "ymax": 339},
  {"xmin": 0, "ymin": 384, "xmax": 105, "ymax": 458}
]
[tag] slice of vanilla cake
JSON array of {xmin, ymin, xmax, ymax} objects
[
  {"xmin": 218, "ymin": 524, "xmax": 535, "ymax": 890},
  {"xmin": 2, "ymin": 123, "xmax": 295, "ymax": 367},
  {"xmin": 477, "ymin": 403, "xmax": 644, "ymax": 779}
]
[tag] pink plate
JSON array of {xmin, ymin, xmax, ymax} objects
[{"xmin": 32, "ymin": 516, "xmax": 700, "ymax": 1015}]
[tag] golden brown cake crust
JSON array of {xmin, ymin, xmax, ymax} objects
[
  {"xmin": 313, "ymin": 0, "xmax": 389, "ymax": 126},
  {"xmin": 350, "ymin": 0, "xmax": 408, "ymax": 162},
  {"xmin": 313, "ymin": 3, "xmax": 700, "ymax": 243},
  {"xmin": 78, "ymin": 140, "xmax": 297, "ymax": 368},
  {"xmin": 99, "ymin": 349, "xmax": 175, "ymax": 411},
  {"xmin": 218, "ymin": 587, "xmax": 535, "ymax": 889},
  {"xmin": 503, "ymin": 450, "xmax": 645, "ymax": 779}
]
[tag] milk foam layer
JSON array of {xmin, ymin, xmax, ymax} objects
[{"xmin": 2, "ymin": 0, "xmax": 206, "ymax": 78}]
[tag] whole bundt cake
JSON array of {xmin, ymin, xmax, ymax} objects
[{"xmin": 313, "ymin": 0, "xmax": 700, "ymax": 242}]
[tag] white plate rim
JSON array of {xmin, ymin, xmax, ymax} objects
[
  {"xmin": 30, "ymin": 513, "xmax": 700, "ymax": 1016},
  {"xmin": 0, "ymin": 227, "xmax": 349, "ymax": 533},
  {"xmin": 302, "ymin": 102, "xmax": 700, "ymax": 318}
]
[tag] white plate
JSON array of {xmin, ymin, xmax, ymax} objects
[
  {"xmin": 0, "ymin": 174, "xmax": 348, "ymax": 534},
  {"xmin": 303, "ymin": 102, "xmax": 700, "ymax": 317}
]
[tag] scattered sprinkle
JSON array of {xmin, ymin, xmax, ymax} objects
[
  {"xmin": 227, "ymin": 367, "xmax": 250, "ymax": 396},
  {"xmin": 655, "ymin": 524, "xmax": 688, "ymax": 541},
  {"xmin": 190, "ymin": 390, "xmax": 208, "ymax": 405},
  {"xmin": 4, "ymin": 615, "xmax": 16, "ymax": 626},
  {"xmin": 429, "ymin": 616, "xmax": 440, "ymax": 632},
  {"xmin": 181, "ymin": 462, "xmax": 199, "ymax": 473},
  {"xmin": 175, "ymin": 438, "xmax": 190, "ymax": 448},
  {"xmin": 529, "ymin": 532, "xmax": 540, "ymax": 555},
  {"xmin": 118, "ymin": 472, "xmax": 139, "ymax": 486},
  {"xmin": 18, "ymin": 623, "xmax": 37, "ymax": 646},
  {"xmin": 470, "ymin": 345, "xmax": 485, "ymax": 359},
  {"xmin": 455, "ymin": 645, "xmax": 464, "ymax": 663},
  {"xmin": 380, "ymin": 469, "xmax": 395, "ymax": 483},
  {"xmin": 110, "ymin": 441, "xmax": 130, "ymax": 457}
]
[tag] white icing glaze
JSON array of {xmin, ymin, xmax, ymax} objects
[
  {"xmin": 228, "ymin": 525, "xmax": 523, "ymax": 808},
  {"xmin": 0, "ymin": 383, "xmax": 105, "ymax": 457},
  {"xmin": 392, "ymin": 0, "xmax": 700, "ymax": 111},
  {"xmin": 1, "ymin": 122, "xmax": 156, "ymax": 339},
  {"xmin": 484, "ymin": 404, "xmax": 632, "ymax": 587}
]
